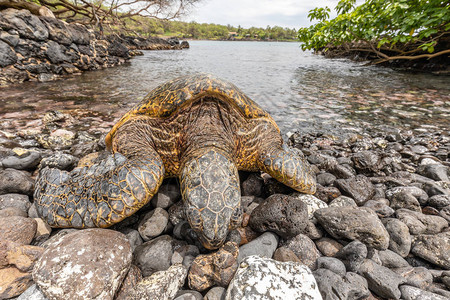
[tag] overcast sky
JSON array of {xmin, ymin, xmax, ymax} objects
[{"xmin": 185, "ymin": 0, "xmax": 341, "ymax": 29}]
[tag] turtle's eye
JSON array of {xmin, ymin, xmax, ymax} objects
[
  {"xmin": 186, "ymin": 207, "xmax": 203, "ymax": 231},
  {"xmin": 229, "ymin": 207, "xmax": 243, "ymax": 229}
]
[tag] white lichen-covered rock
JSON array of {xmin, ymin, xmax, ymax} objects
[
  {"xmin": 225, "ymin": 255, "xmax": 322, "ymax": 300},
  {"xmin": 130, "ymin": 264, "xmax": 187, "ymax": 300},
  {"xmin": 291, "ymin": 193, "xmax": 327, "ymax": 223},
  {"xmin": 32, "ymin": 229, "xmax": 132, "ymax": 300}
]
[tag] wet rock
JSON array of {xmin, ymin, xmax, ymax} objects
[
  {"xmin": 328, "ymin": 195, "xmax": 357, "ymax": 207},
  {"xmin": 316, "ymin": 172, "xmax": 336, "ymax": 186},
  {"xmin": 133, "ymin": 235, "xmax": 173, "ymax": 277},
  {"xmin": 1, "ymin": 151, "xmax": 41, "ymax": 170},
  {"xmin": 39, "ymin": 152, "xmax": 78, "ymax": 170},
  {"xmin": 237, "ymin": 232, "xmax": 278, "ymax": 264},
  {"xmin": 33, "ymin": 228, "xmax": 132, "ymax": 300},
  {"xmin": 314, "ymin": 237, "xmax": 343, "ymax": 257},
  {"xmin": 0, "ymin": 206, "xmax": 27, "ymax": 217},
  {"xmin": 335, "ymin": 175, "xmax": 375, "ymax": 205},
  {"xmin": 0, "ymin": 216, "xmax": 37, "ymax": 245},
  {"xmin": 410, "ymin": 232, "xmax": 450, "ymax": 269},
  {"xmin": 0, "ymin": 169, "xmax": 34, "ymax": 195},
  {"xmin": 225, "ymin": 255, "xmax": 322, "ymax": 300},
  {"xmin": 131, "ymin": 264, "xmax": 187, "ymax": 300},
  {"xmin": 417, "ymin": 164, "xmax": 449, "ymax": 182},
  {"xmin": 188, "ymin": 242, "xmax": 238, "ymax": 292},
  {"xmin": 115, "ymin": 264, "xmax": 142, "ymax": 300},
  {"xmin": 359, "ymin": 259, "xmax": 406, "ymax": 299},
  {"xmin": 150, "ymin": 183, "xmax": 180, "ymax": 209},
  {"xmin": 378, "ymin": 249, "xmax": 409, "ymax": 268},
  {"xmin": 107, "ymin": 41, "xmax": 129, "ymax": 58},
  {"xmin": 138, "ymin": 207, "xmax": 169, "ymax": 241},
  {"xmin": 386, "ymin": 186, "xmax": 429, "ymax": 205},
  {"xmin": 281, "ymin": 234, "xmax": 321, "ymax": 270},
  {"xmin": 382, "ymin": 218, "xmax": 411, "ymax": 257},
  {"xmin": 315, "ymin": 206, "xmax": 389, "ymax": 250},
  {"xmin": 272, "ymin": 246, "xmax": 301, "ymax": 263},
  {"xmin": 0, "ymin": 194, "xmax": 31, "ymax": 212},
  {"xmin": 16, "ymin": 283, "xmax": 48, "ymax": 300},
  {"xmin": 241, "ymin": 173, "xmax": 263, "ymax": 197},
  {"xmin": 364, "ymin": 199, "xmax": 395, "ymax": 217},
  {"xmin": 396, "ymin": 209, "xmax": 448, "ymax": 235},
  {"xmin": 335, "ymin": 241, "xmax": 367, "ymax": 272},
  {"xmin": 352, "ymin": 151, "xmax": 383, "ymax": 174},
  {"xmin": 204, "ymin": 286, "xmax": 226, "ymax": 300},
  {"xmin": 313, "ymin": 269, "xmax": 370, "ymax": 300},
  {"xmin": 0, "ymin": 266, "xmax": 33, "ymax": 299},
  {"xmin": 399, "ymin": 285, "xmax": 448, "ymax": 300},
  {"xmin": 290, "ymin": 193, "xmax": 327, "ymax": 223},
  {"xmin": 249, "ymin": 194, "xmax": 308, "ymax": 238},
  {"xmin": 316, "ymin": 257, "xmax": 346, "ymax": 276},
  {"xmin": 174, "ymin": 290, "xmax": 202, "ymax": 300}
]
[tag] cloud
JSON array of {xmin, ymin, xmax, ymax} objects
[{"xmin": 185, "ymin": 0, "xmax": 341, "ymax": 28}]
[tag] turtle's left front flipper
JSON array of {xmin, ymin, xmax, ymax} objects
[
  {"xmin": 258, "ymin": 144, "xmax": 316, "ymax": 194},
  {"xmin": 34, "ymin": 150, "xmax": 164, "ymax": 228}
]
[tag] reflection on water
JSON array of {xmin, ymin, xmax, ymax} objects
[{"xmin": 0, "ymin": 41, "xmax": 449, "ymax": 139}]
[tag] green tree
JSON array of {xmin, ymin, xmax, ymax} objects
[{"xmin": 298, "ymin": 0, "xmax": 450, "ymax": 63}]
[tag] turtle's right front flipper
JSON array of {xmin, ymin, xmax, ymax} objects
[{"xmin": 34, "ymin": 150, "xmax": 164, "ymax": 228}]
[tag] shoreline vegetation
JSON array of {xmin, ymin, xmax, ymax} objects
[{"xmin": 298, "ymin": 0, "xmax": 450, "ymax": 74}]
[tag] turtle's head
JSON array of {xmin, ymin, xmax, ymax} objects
[
  {"xmin": 185, "ymin": 202, "xmax": 242, "ymax": 250},
  {"xmin": 181, "ymin": 148, "xmax": 242, "ymax": 250}
]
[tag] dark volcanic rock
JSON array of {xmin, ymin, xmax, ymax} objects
[
  {"xmin": 335, "ymin": 174, "xmax": 375, "ymax": 205},
  {"xmin": 0, "ymin": 194, "xmax": 31, "ymax": 212},
  {"xmin": 382, "ymin": 218, "xmax": 411, "ymax": 257},
  {"xmin": 133, "ymin": 235, "xmax": 173, "ymax": 277},
  {"xmin": 237, "ymin": 232, "xmax": 278, "ymax": 264},
  {"xmin": 0, "ymin": 216, "xmax": 36, "ymax": 245},
  {"xmin": 335, "ymin": 241, "xmax": 367, "ymax": 272},
  {"xmin": 281, "ymin": 234, "xmax": 321, "ymax": 270},
  {"xmin": 0, "ymin": 169, "xmax": 34, "ymax": 195},
  {"xmin": 249, "ymin": 194, "xmax": 308, "ymax": 238},
  {"xmin": 1, "ymin": 151, "xmax": 41, "ymax": 170},
  {"xmin": 410, "ymin": 232, "xmax": 450, "ymax": 269},
  {"xmin": 359, "ymin": 259, "xmax": 406, "ymax": 299},
  {"xmin": 138, "ymin": 207, "xmax": 169, "ymax": 241},
  {"xmin": 33, "ymin": 228, "xmax": 132, "ymax": 300},
  {"xmin": 0, "ymin": 40, "xmax": 17, "ymax": 67},
  {"xmin": 313, "ymin": 268, "xmax": 370, "ymax": 300},
  {"xmin": 315, "ymin": 206, "xmax": 390, "ymax": 250},
  {"xmin": 396, "ymin": 209, "xmax": 448, "ymax": 235}
]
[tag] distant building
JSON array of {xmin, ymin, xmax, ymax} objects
[{"xmin": 228, "ymin": 32, "xmax": 238, "ymax": 37}]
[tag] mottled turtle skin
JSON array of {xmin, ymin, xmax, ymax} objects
[{"xmin": 34, "ymin": 74, "xmax": 316, "ymax": 249}]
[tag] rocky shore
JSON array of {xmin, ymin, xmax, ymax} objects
[
  {"xmin": 0, "ymin": 8, "xmax": 189, "ymax": 87},
  {"xmin": 0, "ymin": 110, "xmax": 449, "ymax": 299}
]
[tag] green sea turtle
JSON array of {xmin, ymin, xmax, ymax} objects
[{"xmin": 34, "ymin": 74, "xmax": 316, "ymax": 249}]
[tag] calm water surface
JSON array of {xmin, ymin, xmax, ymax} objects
[{"xmin": 1, "ymin": 40, "xmax": 449, "ymax": 139}]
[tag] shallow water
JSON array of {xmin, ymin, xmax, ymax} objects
[{"xmin": 1, "ymin": 40, "xmax": 449, "ymax": 138}]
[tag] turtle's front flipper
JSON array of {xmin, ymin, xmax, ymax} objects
[
  {"xmin": 34, "ymin": 150, "xmax": 164, "ymax": 228},
  {"xmin": 259, "ymin": 144, "xmax": 316, "ymax": 194}
]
